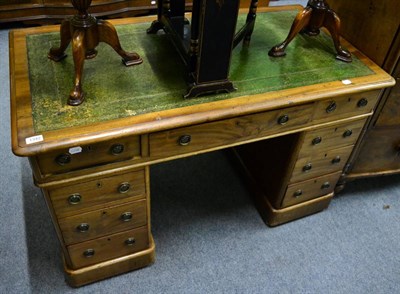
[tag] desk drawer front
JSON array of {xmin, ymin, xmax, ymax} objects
[
  {"xmin": 59, "ymin": 199, "xmax": 147, "ymax": 245},
  {"xmin": 282, "ymin": 172, "xmax": 341, "ymax": 208},
  {"xmin": 67, "ymin": 226, "xmax": 149, "ymax": 269},
  {"xmin": 290, "ymin": 145, "xmax": 353, "ymax": 183},
  {"xmin": 149, "ymin": 104, "xmax": 313, "ymax": 159},
  {"xmin": 49, "ymin": 169, "xmax": 146, "ymax": 218},
  {"xmin": 298, "ymin": 119, "xmax": 366, "ymax": 157},
  {"xmin": 36, "ymin": 136, "xmax": 141, "ymax": 175},
  {"xmin": 312, "ymin": 91, "xmax": 380, "ymax": 123}
]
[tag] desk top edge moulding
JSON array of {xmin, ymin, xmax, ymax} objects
[{"xmin": 9, "ymin": 6, "xmax": 395, "ymax": 287}]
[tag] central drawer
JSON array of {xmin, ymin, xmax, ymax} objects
[{"xmin": 149, "ymin": 103, "xmax": 313, "ymax": 159}]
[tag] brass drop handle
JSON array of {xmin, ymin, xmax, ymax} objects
[
  {"xmin": 121, "ymin": 212, "xmax": 133, "ymax": 222},
  {"xmin": 68, "ymin": 193, "xmax": 82, "ymax": 205},
  {"xmin": 55, "ymin": 153, "xmax": 71, "ymax": 165},
  {"xmin": 302, "ymin": 163, "xmax": 312, "ymax": 172},
  {"xmin": 343, "ymin": 129, "xmax": 353, "ymax": 138},
  {"xmin": 293, "ymin": 190, "xmax": 303, "ymax": 198},
  {"xmin": 326, "ymin": 101, "xmax": 337, "ymax": 113},
  {"xmin": 118, "ymin": 182, "xmax": 131, "ymax": 194},
  {"xmin": 277, "ymin": 114, "xmax": 289, "ymax": 125},
  {"xmin": 312, "ymin": 136, "xmax": 322, "ymax": 145},
  {"xmin": 331, "ymin": 156, "xmax": 341, "ymax": 164},
  {"xmin": 357, "ymin": 98, "xmax": 368, "ymax": 107},
  {"xmin": 321, "ymin": 182, "xmax": 331, "ymax": 190},
  {"xmin": 125, "ymin": 237, "xmax": 136, "ymax": 246},
  {"xmin": 178, "ymin": 135, "xmax": 191, "ymax": 146},
  {"xmin": 77, "ymin": 223, "xmax": 90, "ymax": 232},
  {"xmin": 83, "ymin": 249, "xmax": 95, "ymax": 258},
  {"xmin": 111, "ymin": 143, "xmax": 125, "ymax": 155}
]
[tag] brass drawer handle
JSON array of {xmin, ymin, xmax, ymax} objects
[
  {"xmin": 77, "ymin": 223, "xmax": 90, "ymax": 232},
  {"xmin": 55, "ymin": 153, "xmax": 71, "ymax": 165},
  {"xmin": 331, "ymin": 156, "xmax": 341, "ymax": 164},
  {"xmin": 343, "ymin": 129, "xmax": 353, "ymax": 138},
  {"xmin": 302, "ymin": 163, "xmax": 312, "ymax": 172},
  {"xmin": 111, "ymin": 143, "xmax": 125, "ymax": 155},
  {"xmin": 357, "ymin": 98, "xmax": 368, "ymax": 107},
  {"xmin": 125, "ymin": 237, "xmax": 136, "ymax": 246},
  {"xmin": 326, "ymin": 101, "xmax": 337, "ymax": 113},
  {"xmin": 277, "ymin": 114, "xmax": 289, "ymax": 125},
  {"xmin": 321, "ymin": 182, "xmax": 331, "ymax": 189},
  {"xmin": 293, "ymin": 189, "xmax": 303, "ymax": 198},
  {"xmin": 68, "ymin": 193, "xmax": 82, "ymax": 205},
  {"xmin": 312, "ymin": 136, "xmax": 322, "ymax": 145},
  {"xmin": 83, "ymin": 249, "xmax": 95, "ymax": 258},
  {"xmin": 178, "ymin": 135, "xmax": 191, "ymax": 146},
  {"xmin": 121, "ymin": 212, "xmax": 133, "ymax": 222},
  {"xmin": 118, "ymin": 182, "xmax": 131, "ymax": 194}
]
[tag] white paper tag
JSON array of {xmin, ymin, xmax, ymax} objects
[
  {"xmin": 151, "ymin": 0, "xmax": 156, "ymax": 4},
  {"xmin": 25, "ymin": 135, "xmax": 44, "ymax": 145},
  {"xmin": 342, "ymin": 79, "xmax": 352, "ymax": 85},
  {"xmin": 69, "ymin": 146, "xmax": 83, "ymax": 154}
]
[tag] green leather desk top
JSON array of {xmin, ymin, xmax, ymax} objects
[{"xmin": 26, "ymin": 9, "xmax": 374, "ymax": 133}]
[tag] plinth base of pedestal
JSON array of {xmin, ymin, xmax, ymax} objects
[{"xmin": 256, "ymin": 193, "xmax": 333, "ymax": 227}]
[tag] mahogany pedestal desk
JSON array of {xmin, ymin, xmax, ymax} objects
[{"xmin": 9, "ymin": 7, "xmax": 394, "ymax": 287}]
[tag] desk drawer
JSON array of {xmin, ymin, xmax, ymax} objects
[
  {"xmin": 281, "ymin": 172, "xmax": 341, "ymax": 208},
  {"xmin": 290, "ymin": 145, "xmax": 353, "ymax": 183},
  {"xmin": 67, "ymin": 225, "xmax": 149, "ymax": 269},
  {"xmin": 149, "ymin": 104, "xmax": 313, "ymax": 159},
  {"xmin": 49, "ymin": 169, "xmax": 146, "ymax": 218},
  {"xmin": 298, "ymin": 119, "xmax": 366, "ymax": 157},
  {"xmin": 36, "ymin": 136, "xmax": 141, "ymax": 175},
  {"xmin": 312, "ymin": 90, "xmax": 380, "ymax": 123},
  {"xmin": 59, "ymin": 199, "xmax": 147, "ymax": 245}
]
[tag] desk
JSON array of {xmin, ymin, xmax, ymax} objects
[{"xmin": 9, "ymin": 7, "xmax": 394, "ymax": 287}]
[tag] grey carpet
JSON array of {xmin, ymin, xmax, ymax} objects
[{"xmin": 1, "ymin": 1, "xmax": 399, "ymax": 293}]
